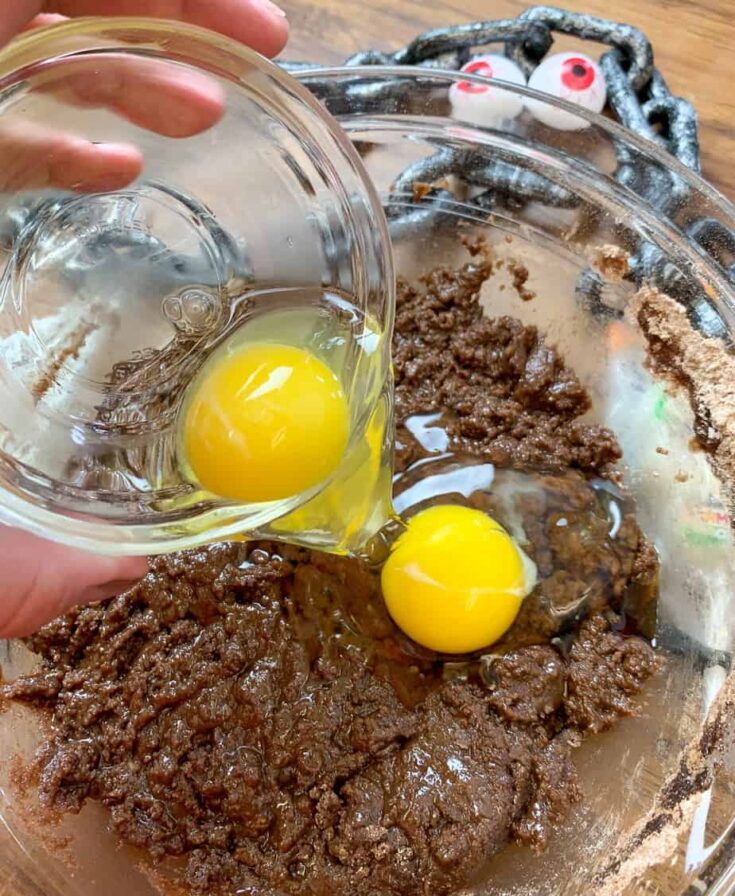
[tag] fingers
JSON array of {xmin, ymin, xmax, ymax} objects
[
  {"xmin": 20, "ymin": 13, "xmax": 226, "ymax": 139},
  {"xmin": 0, "ymin": 64, "xmax": 220, "ymax": 192},
  {"xmin": 0, "ymin": 526, "xmax": 148, "ymax": 638},
  {"xmin": 47, "ymin": 56, "xmax": 225, "ymax": 138},
  {"xmin": 45, "ymin": 0, "xmax": 289, "ymax": 57},
  {"xmin": 0, "ymin": 58, "xmax": 224, "ymax": 192},
  {"xmin": 0, "ymin": 1, "xmax": 288, "ymax": 195},
  {"xmin": 20, "ymin": 12, "xmax": 68, "ymax": 31},
  {"xmin": 4, "ymin": 1, "xmax": 289, "ymax": 56},
  {"xmin": 0, "ymin": 121, "xmax": 142, "ymax": 190}
]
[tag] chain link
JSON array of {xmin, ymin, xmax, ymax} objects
[
  {"xmin": 286, "ymin": 5, "xmax": 735, "ymax": 336},
  {"xmin": 283, "ymin": 6, "xmax": 693, "ymax": 165},
  {"xmin": 0, "ymin": 7, "xmax": 729, "ymax": 337},
  {"xmin": 392, "ymin": 19, "xmax": 552, "ymax": 71},
  {"xmin": 510, "ymin": 7, "xmax": 654, "ymax": 89}
]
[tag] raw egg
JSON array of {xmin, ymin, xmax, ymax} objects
[
  {"xmin": 181, "ymin": 342, "xmax": 349, "ymax": 503},
  {"xmin": 381, "ymin": 504, "xmax": 536, "ymax": 654}
]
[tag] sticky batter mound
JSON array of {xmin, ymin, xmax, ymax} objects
[{"xmin": 3, "ymin": 241, "xmax": 659, "ymax": 896}]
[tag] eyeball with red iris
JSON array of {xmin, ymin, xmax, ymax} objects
[
  {"xmin": 526, "ymin": 52, "xmax": 606, "ymax": 130},
  {"xmin": 449, "ymin": 54, "xmax": 527, "ymax": 127}
]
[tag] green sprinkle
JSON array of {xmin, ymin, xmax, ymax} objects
[
  {"xmin": 682, "ymin": 526, "xmax": 729, "ymax": 547},
  {"xmin": 653, "ymin": 390, "xmax": 668, "ymax": 422}
]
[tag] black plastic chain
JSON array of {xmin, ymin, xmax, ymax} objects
[
  {"xmin": 284, "ymin": 5, "xmax": 735, "ymax": 338},
  {"xmin": 283, "ymin": 6, "xmax": 698, "ymax": 170},
  {"xmin": 0, "ymin": 6, "xmax": 730, "ymax": 340}
]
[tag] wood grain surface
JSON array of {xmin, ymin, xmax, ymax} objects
[{"xmin": 280, "ymin": 0, "xmax": 735, "ymax": 199}]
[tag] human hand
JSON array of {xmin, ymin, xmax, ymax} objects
[
  {"xmin": 0, "ymin": 0, "xmax": 289, "ymax": 191},
  {"xmin": 0, "ymin": 527, "xmax": 148, "ymax": 637},
  {"xmin": 0, "ymin": 0, "xmax": 289, "ymax": 636}
]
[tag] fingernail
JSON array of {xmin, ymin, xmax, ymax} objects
[{"xmin": 255, "ymin": 0, "xmax": 288, "ymax": 18}]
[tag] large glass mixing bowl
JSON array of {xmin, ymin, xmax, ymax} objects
[{"xmin": 1, "ymin": 48, "xmax": 734, "ymax": 896}]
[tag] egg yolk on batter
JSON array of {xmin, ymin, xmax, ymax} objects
[
  {"xmin": 381, "ymin": 505, "xmax": 536, "ymax": 654},
  {"xmin": 182, "ymin": 343, "xmax": 349, "ymax": 503}
]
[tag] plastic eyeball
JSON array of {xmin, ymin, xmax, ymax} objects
[
  {"xmin": 449, "ymin": 54, "xmax": 527, "ymax": 127},
  {"xmin": 526, "ymin": 52, "xmax": 606, "ymax": 131}
]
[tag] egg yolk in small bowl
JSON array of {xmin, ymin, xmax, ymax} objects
[{"xmin": 181, "ymin": 342, "xmax": 349, "ymax": 504}]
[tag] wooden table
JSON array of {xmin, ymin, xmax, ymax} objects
[{"xmin": 280, "ymin": 0, "xmax": 735, "ymax": 199}]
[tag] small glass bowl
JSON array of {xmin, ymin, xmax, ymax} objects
[
  {"xmin": 0, "ymin": 40, "xmax": 734, "ymax": 896},
  {"xmin": 0, "ymin": 19, "xmax": 394, "ymax": 556}
]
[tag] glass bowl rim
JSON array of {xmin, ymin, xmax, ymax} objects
[
  {"xmin": 1, "ymin": 23, "xmax": 734, "ymax": 557},
  {"xmin": 295, "ymin": 62, "xmax": 735, "ymax": 220}
]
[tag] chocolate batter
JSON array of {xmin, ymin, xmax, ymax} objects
[{"xmin": 3, "ymin": 241, "xmax": 659, "ymax": 896}]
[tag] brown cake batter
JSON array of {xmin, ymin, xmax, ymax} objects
[{"xmin": 3, "ymin": 241, "xmax": 659, "ymax": 896}]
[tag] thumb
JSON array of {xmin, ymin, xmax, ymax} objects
[{"xmin": 0, "ymin": 525, "xmax": 148, "ymax": 637}]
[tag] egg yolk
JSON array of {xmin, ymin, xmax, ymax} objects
[
  {"xmin": 182, "ymin": 343, "xmax": 349, "ymax": 503},
  {"xmin": 381, "ymin": 505, "xmax": 535, "ymax": 654}
]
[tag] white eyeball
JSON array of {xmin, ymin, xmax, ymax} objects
[
  {"xmin": 449, "ymin": 54, "xmax": 527, "ymax": 127},
  {"xmin": 526, "ymin": 52, "xmax": 606, "ymax": 131}
]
